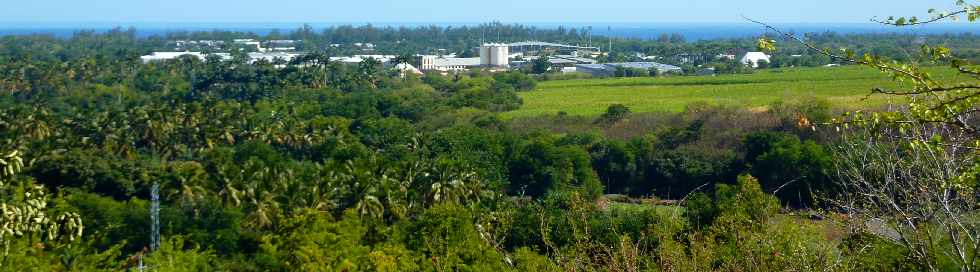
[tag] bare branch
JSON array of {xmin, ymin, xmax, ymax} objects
[{"xmin": 871, "ymin": 9, "xmax": 969, "ymax": 26}]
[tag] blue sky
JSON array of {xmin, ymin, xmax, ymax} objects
[{"xmin": 0, "ymin": 0, "xmax": 965, "ymax": 23}]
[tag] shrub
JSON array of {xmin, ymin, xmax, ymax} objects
[
  {"xmin": 405, "ymin": 204, "xmax": 509, "ymax": 271},
  {"xmin": 840, "ymin": 232, "xmax": 922, "ymax": 271},
  {"xmin": 744, "ymin": 132, "xmax": 832, "ymax": 207},
  {"xmin": 512, "ymin": 247, "xmax": 560, "ymax": 271},
  {"xmin": 685, "ymin": 175, "xmax": 778, "ymax": 228},
  {"xmin": 595, "ymin": 104, "xmax": 632, "ymax": 125},
  {"xmin": 143, "ymin": 236, "xmax": 218, "ymax": 271}
]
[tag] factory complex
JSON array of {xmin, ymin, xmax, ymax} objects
[{"xmin": 140, "ymin": 39, "xmax": 688, "ymax": 77}]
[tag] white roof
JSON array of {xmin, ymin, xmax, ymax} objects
[
  {"xmin": 393, "ymin": 63, "xmax": 422, "ymax": 75},
  {"xmin": 140, "ymin": 52, "xmax": 205, "ymax": 62},
  {"xmin": 432, "ymin": 57, "xmax": 481, "ymax": 67},
  {"xmin": 248, "ymin": 52, "xmax": 300, "ymax": 63},
  {"xmin": 741, "ymin": 52, "xmax": 770, "ymax": 62},
  {"xmin": 140, "ymin": 52, "xmax": 234, "ymax": 63},
  {"xmin": 740, "ymin": 52, "xmax": 771, "ymax": 67}
]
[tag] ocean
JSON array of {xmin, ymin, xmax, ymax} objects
[{"xmin": 0, "ymin": 22, "xmax": 976, "ymax": 41}]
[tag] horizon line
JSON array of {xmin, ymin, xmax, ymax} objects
[{"xmin": 1, "ymin": 20, "xmax": 974, "ymax": 26}]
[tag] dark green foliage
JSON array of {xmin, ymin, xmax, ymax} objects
[
  {"xmin": 67, "ymin": 193, "xmax": 153, "ymax": 252},
  {"xmin": 30, "ymin": 149, "xmax": 142, "ymax": 200},
  {"xmin": 531, "ymin": 57, "xmax": 551, "ymax": 74},
  {"xmin": 354, "ymin": 117, "xmax": 416, "ymax": 159},
  {"xmin": 507, "ymin": 134, "xmax": 602, "ymax": 199},
  {"xmin": 685, "ymin": 175, "xmax": 779, "ymax": 229},
  {"xmin": 612, "ymin": 66, "xmax": 649, "ymax": 77},
  {"xmin": 685, "ymin": 193, "xmax": 717, "ymax": 227},
  {"xmin": 591, "ymin": 140, "xmax": 638, "ymax": 194},
  {"xmin": 0, "ymin": 28, "xmax": 951, "ymax": 270},
  {"xmin": 493, "ymin": 71, "xmax": 537, "ymax": 91},
  {"xmin": 744, "ymin": 132, "xmax": 832, "ymax": 207},
  {"xmin": 594, "ymin": 104, "xmax": 631, "ymax": 125},
  {"xmin": 447, "ymin": 85, "xmax": 523, "ymax": 112}
]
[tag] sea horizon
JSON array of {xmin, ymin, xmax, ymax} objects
[{"xmin": 1, "ymin": 21, "xmax": 976, "ymax": 41}]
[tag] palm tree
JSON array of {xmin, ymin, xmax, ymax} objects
[
  {"xmin": 356, "ymin": 194, "xmax": 384, "ymax": 219},
  {"xmin": 392, "ymin": 54, "xmax": 413, "ymax": 66}
]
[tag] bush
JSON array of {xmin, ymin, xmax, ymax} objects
[
  {"xmin": 493, "ymin": 71, "xmax": 537, "ymax": 91},
  {"xmin": 512, "ymin": 247, "xmax": 560, "ymax": 271},
  {"xmin": 507, "ymin": 135, "xmax": 602, "ymax": 199},
  {"xmin": 143, "ymin": 236, "xmax": 218, "ymax": 271},
  {"xmin": 685, "ymin": 175, "xmax": 779, "ymax": 228},
  {"xmin": 405, "ymin": 204, "xmax": 509, "ymax": 271},
  {"xmin": 595, "ymin": 104, "xmax": 631, "ymax": 125},
  {"xmin": 744, "ymin": 132, "xmax": 832, "ymax": 207},
  {"xmin": 840, "ymin": 232, "xmax": 922, "ymax": 271},
  {"xmin": 29, "ymin": 149, "xmax": 141, "ymax": 199}
]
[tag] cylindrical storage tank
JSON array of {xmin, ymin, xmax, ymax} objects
[
  {"xmin": 494, "ymin": 44, "xmax": 509, "ymax": 67},
  {"xmin": 480, "ymin": 44, "xmax": 491, "ymax": 66}
]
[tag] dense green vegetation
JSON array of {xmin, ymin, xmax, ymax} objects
[{"xmin": 0, "ymin": 25, "xmax": 976, "ymax": 271}]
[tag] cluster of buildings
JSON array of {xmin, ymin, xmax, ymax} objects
[
  {"xmin": 139, "ymin": 51, "xmax": 304, "ymax": 64},
  {"xmin": 412, "ymin": 43, "xmax": 510, "ymax": 72},
  {"xmin": 143, "ymin": 39, "xmax": 771, "ymax": 77},
  {"xmin": 230, "ymin": 39, "xmax": 298, "ymax": 52},
  {"xmin": 172, "ymin": 39, "xmax": 299, "ymax": 52}
]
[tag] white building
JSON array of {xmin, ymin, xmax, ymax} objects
[
  {"xmin": 740, "ymin": 52, "xmax": 771, "ymax": 68},
  {"xmin": 234, "ymin": 39, "xmax": 265, "ymax": 52},
  {"xmin": 140, "ymin": 52, "xmax": 233, "ymax": 63},
  {"xmin": 248, "ymin": 52, "xmax": 301, "ymax": 63},
  {"xmin": 141, "ymin": 52, "xmax": 203, "ymax": 63},
  {"xmin": 417, "ymin": 55, "xmax": 482, "ymax": 72}
]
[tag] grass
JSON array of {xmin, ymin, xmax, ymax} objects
[
  {"xmin": 503, "ymin": 66, "xmax": 911, "ymax": 118},
  {"xmin": 605, "ymin": 201, "xmax": 686, "ymax": 214}
]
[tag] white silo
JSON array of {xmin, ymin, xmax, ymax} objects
[
  {"xmin": 480, "ymin": 44, "xmax": 492, "ymax": 66},
  {"xmin": 490, "ymin": 43, "xmax": 509, "ymax": 68}
]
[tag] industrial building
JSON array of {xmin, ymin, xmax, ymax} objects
[
  {"xmin": 507, "ymin": 41, "xmax": 601, "ymax": 55},
  {"xmin": 140, "ymin": 51, "xmax": 300, "ymax": 64},
  {"xmin": 266, "ymin": 40, "xmax": 298, "ymax": 51},
  {"xmin": 173, "ymin": 40, "xmax": 225, "ymax": 50},
  {"xmin": 140, "ymin": 52, "xmax": 232, "ymax": 63},
  {"xmin": 145, "ymin": 40, "xmax": 608, "ymax": 74},
  {"xmin": 545, "ymin": 54, "xmax": 597, "ymax": 71},
  {"xmin": 416, "ymin": 43, "xmax": 510, "ymax": 73},
  {"xmin": 233, "ymin": 39, "xmax": 264, "ymax": 52},
  {"xmin": 330, "ymin": 55, "xmax": 398, "ymax": 64},
  {"xmin": 417, "ymin": 55, "xmax": 482, "ymax": 72},
  {"xmin": 574, "ymin": 62, "xmax": 682, "ymax": 77}
]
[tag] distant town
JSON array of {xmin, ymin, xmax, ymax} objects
[{"xmin": 141, "ymin": 37, "xmax": 776, "ymax": 77}]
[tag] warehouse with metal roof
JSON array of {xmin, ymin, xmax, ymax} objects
[{"xmin": 574, "ymin": 62, "xmax": 682, "ymax": 77}]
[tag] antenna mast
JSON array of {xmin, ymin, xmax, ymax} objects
[{"xmin": 608, "ymin": 26, "xmax": 612, "ymax": 55}]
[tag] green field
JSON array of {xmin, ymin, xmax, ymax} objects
[{"xmin": 503, "ymin": 66, "xmax": 909, "ymax": 118}]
